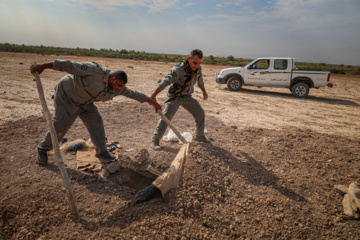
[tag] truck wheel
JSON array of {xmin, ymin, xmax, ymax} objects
[
  {"xmin": 291, "ymin": 82, "xmax": 309, "ymax": 98},
  {"xmin": 227, "ymin": 77, "xmax": 242, "ymax": 91}
]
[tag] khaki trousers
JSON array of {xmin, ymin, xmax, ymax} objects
[
  {"xmin": 151, "ymin": 95, "xmax": 205, "ymax": 143},
  {"xmin": 38, "ymin": 97, "xmax": 107, "ymax": 154}
]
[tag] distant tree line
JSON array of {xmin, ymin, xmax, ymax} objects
[{"xmin": 1, "ymin": 43, "xmax": 359, "ymax": 74}]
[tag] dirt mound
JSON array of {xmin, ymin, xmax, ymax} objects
[
  {"xmin": 1, "ymin": 52, "xmax": 359, "ymax": 239},
  {"xmin": 1, "ymin": 115, "xmax": 359, "ymax": 239}
]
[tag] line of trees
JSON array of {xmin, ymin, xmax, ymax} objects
[{"xmin": 1, "ymin": 43, "xmax": 359, "ymax": 74}]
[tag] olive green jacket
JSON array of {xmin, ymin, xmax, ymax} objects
[{"xmin": 52, "ymin": 60, "xmax": 148, "ymax": 114}]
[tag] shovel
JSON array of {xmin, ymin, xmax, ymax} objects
[
  {"xmin": 157, "ymin": 110, "xmax": 187, "ymax": 144},
  {"xmin": 33, "ymin": 71, "xmax": 80, "ymax": 222}
]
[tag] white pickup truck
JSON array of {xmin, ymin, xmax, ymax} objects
[{"xmin": 215, "ymin": 57, "xmax": 333, "ymax": 98}]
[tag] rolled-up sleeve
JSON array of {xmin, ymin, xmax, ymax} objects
[{"xmin": 159, "ymin": 66, "xmax": 179, "ymax": 89}]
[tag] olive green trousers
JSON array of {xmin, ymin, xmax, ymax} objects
[{"xmin": 151, "ymin": 95, "xmax": 205, "ymax": 144}]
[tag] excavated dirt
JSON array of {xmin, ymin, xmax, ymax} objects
[{"xmin": 1, "ymin": 52, "xmax": 359, "ymax": 239}]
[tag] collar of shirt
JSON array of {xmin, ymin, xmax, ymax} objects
[{"xmin": 107, "ymin": 88, "xmax": 115, "ymax": 94}]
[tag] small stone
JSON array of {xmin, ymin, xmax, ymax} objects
[
  {"xmin": 194, "ymin": 200, "xmax": 201, "ymax": 209},
  {"xmin": 98, "ymin": 169, "xmax": 110, "ymax": 179},
  {"xmin": 106, "ymin": 161, "xmax": 121, "ymax": 174}
]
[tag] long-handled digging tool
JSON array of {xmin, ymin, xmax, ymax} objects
[
  {"xmin": 131, "ymin": 110, "xmax": 191, "ymax": 205},
  {"xmin": 33, "ymin": 71, "xmax": 80, "ymax": 222},
  {"xmin": 157, "ymin": 110, "xmax": 188, "ymax": 144}
]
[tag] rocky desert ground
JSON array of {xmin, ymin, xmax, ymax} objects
[{"xmin": 0, "ymin": 52, "xmax": 359, "ymax": 239}]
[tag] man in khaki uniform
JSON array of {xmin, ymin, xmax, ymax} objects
[
  {"xmin": 31, "ymin": 60, "xmax": 161, "ymax": 165},
  {"xmin": 150, "ymin": 49, "xmax": 210, "ymax": 150}
]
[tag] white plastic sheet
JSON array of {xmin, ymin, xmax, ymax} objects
[{"xmin": 163, "ymin": 129, "xmax": 193, "ymax": 144}]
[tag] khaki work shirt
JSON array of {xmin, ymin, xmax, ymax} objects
[
  {"xmin": 159, "ymin": 61, "xmax": 204, "ymax": 98},
  {"xmin": 52, "ymin": 60, "xmax": 149, "ymax": 115}
]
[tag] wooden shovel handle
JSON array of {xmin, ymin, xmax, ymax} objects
[
  {"xmin": 33, "ymin": 71, "xmax": 80, "ymax": 222},
  {"xmin": 157, "ymin": 110, "xmax": 187, "ymax": 144}
]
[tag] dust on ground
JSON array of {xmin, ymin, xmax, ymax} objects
[{"xmin": 1, "ymin": 52, "xmax": 359, "ymax": 239}]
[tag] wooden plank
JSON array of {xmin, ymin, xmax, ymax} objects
[{"xmin": 152, "ymin": 143, "xmax": 190, "ymax": 196}]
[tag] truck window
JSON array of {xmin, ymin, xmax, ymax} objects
[
  {"xmin": 249, "ymin": 59, "xmax": 269, "ymax": 69},
  {"xmin": 274, "ymin": 59, "xmax": 288, "ymax": 70}
]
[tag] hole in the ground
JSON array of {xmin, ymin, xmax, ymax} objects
[{"xmin": 107, "ymin": 168, "xmax": 156, "ymax": 191}]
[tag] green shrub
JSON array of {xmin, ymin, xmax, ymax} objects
[
  {"xmin": 0, "ymin": 43, "xmax": 358, "ymax": 71},
  {"xmin": 227, "ymin": 55, "xmax": 235, "ymax": 61},
  {"xmin": 351, "ymin": 66, "xmax": 360, "ymax": 75},
  {"xmin": 330, "ymin": 69, "xmax": 346, "ymax": 74}
]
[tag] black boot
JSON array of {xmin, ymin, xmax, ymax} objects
[
  {"xmin": 95, "ymin": 151, "xmax": 116, "ymax": 160},
  {"xmin": 35, "ymin": 148, "xmax": 48, "ymax": 165}
]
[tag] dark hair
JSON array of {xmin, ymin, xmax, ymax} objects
[
  {"xmin": 110, "ymin": 70, "xmax": 128, "ymax": 84},
  {"xmin": 190, "ymin": 49, "xmax": 203, "ymax": 59}
]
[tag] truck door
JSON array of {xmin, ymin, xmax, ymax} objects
[
  {"xmin": 244, "ymin": 59, "xmax": 271, "ymax": 85},
  {"xmin": 269, "ymin": 59, "xmax": 291, "ymax": 86}
]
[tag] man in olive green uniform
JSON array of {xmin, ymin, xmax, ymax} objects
[
  {"xmin": 31, "ymin": 60, "xmax": 161, "ymax": 165},
  {"xmin": 150, "ymin": 49, "xmax": 210, "ymax": 150}
]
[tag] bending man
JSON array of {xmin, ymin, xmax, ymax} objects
[
  {"xmin": 31, "ymin": 60, "xmax": 161, "ymax": 165},
  {"xmin": 150, "ymin": 49, "xmax": 210, "ymax": 150}
]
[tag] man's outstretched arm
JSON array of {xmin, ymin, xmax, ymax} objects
[{"xmin": 30, "ymin": 62, "xmax": 53, "ymax": 75}]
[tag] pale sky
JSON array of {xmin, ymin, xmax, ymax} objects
[{"xmin": 1, "ymin": 0, "xmax": 359, "ymax": 65}]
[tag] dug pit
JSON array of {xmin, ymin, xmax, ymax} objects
[{"xmin": 93, "ymin": 149, "xmax": 161, "ymax": 191}]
